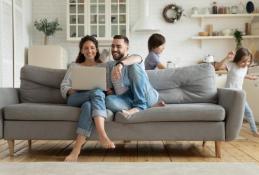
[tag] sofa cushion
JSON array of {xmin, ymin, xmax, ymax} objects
[
  {"xmin": 20, "ymin": 65, "xmax": 66, "ymax": 104},
  {"xmin": 115, "ymin": 103, "xmax": 225, "ymax": 123},
  {"xmin": 146, "ymin": 63, "xmax": 217, "ymax": 103},
  {"xmin": 4, "ymin": 103, "xmax": 114, "ymax": 122}
]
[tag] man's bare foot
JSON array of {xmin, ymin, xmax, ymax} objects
[
  {"xmin": 99, "ymin": 136, "xmax": 115, "ymax": 149},
  {"xmin": 253, "ymin": 132, "xmax": 259, "ymax": 137},
  {"xmin": 64, "ymin": 149, "xmax": 81, "ymax": 162},
  {"xmin": 153, "ymin": 100, "xmax": 166, "ymax": 107},
  {"xmin": 122, "ymin": 108, "xmax": 140, "ymax": 116}
]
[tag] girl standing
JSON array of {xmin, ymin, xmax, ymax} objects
[{"xmin": 215, "ymin": 48, "xmax": 259, "ymax": 137}]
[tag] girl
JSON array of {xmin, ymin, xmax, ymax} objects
[
  {"xmin": 61, "ymin": 35, "xmax": 115, "ymax": 162},
  {"xmin": 215, "ymin": 48, "xmax": 259, "ymax": 137},
  {"xmin": 144, "ymin": 33, "xmax": 166, "ymax": 70}
]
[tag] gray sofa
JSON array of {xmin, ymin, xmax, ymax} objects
[{"xmin": 0, "ymin": 63, "xmax": 245, "ymax": 158}]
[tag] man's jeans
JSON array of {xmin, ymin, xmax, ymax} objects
[
  {"xmin": 67, "ymin": 89, "xmax": 107, "ymax": 137},
  {"xmin": 106, "ymin": 64, "xmax": 159, "ymax": 112},
  {"xmin": 244, "ymin": 101, "xmax": 258, "ymax": 133}
]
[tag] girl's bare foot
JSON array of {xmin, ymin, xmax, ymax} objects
[
  {"xmin": 122, "ymin": 108, "xmax": 140, "ymax": 116},
  {"xmin": 153, "ymin": 100, "xmax": 166, "ymax": 107},
  {"xmin": 253, "ymin": 132, "xmax": 259, "ymax": 137},
  {"xmin": 99, "ymin": 136, "xmax": 115, "ymax": 149}
]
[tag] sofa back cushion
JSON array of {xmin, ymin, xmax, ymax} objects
[
  {"xmin": 146, "ymin": 63, "xmax": 217, "ymax": 103},
  {"xmin": 20, "ymin": 65, "xmax": 66, "ymax": 104}
]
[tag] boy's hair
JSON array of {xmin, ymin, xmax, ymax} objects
[
  {"xmin": 233, "ymin": 47, "xmax": 253, "ymax": 65},
  {"xmin": 148, "ymin": 33, "xmax": 166, "ymax": 52},
  {"xmin": 113, "ymin": 35, "xmax": 129, "ymax": 45}
]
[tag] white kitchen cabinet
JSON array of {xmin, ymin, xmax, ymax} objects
[{"xmin": 67, "ymin": 0, "xmax": 129, "ymax": 41}]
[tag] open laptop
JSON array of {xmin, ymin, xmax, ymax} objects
[{"xmin": 71, "ymin": 66, "xmax": 106, "ymax": 91}]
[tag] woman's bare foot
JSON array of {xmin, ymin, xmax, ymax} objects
[
  {"xmin": 99, "ymin": 136, "xmax": 115, "ymax": 149},
  {"xmin": 153, "ymin": 100, "xmax": 166, "ymax": 107},
  {"xmin": 253, "ymin": 132, "xmax": 259, "ymax": 137},
  {"xmin": 64, "ymin": 148, "xmax": 81, "ymax": 162},
  {"xmin": 122, "ymin": 108, "xmax": 140, "ymax": 116},
  {"xmin": 65, "ymin": 135, "xmax": 86, "ymax": 162}
]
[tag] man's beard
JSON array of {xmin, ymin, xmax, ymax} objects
[{"xmin": 112, "ymin": 51, "xmax": 124, "ymax": 61}]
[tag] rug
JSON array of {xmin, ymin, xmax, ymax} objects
[{"xmin": 0, "ymin": 162, "xmax": 259, "ymax": 175}]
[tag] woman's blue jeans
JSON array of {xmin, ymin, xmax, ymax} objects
[{"xmin": 67, "ymin": 89, "xmax": 107, "ymax": 137}]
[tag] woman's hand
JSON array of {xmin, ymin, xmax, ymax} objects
[{"xmin": 68, "ymin": 89, "xmax": 77, "ymax": 96}]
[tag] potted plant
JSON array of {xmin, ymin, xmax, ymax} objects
[
  {"xmin": 233, "ymin": 29, "xmax": 243, "ymax": 50},
  {"xmin": 34, "ymin": 18, "xmax": 62, "ymax": 45}
]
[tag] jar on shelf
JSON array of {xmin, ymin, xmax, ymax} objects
[{"xmin": 212, "ymin": 1, "xmax": 218, "ymax": 14}]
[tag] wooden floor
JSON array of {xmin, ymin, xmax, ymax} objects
[{"xmin": 0, "ymin": 124, "xmax": 259, "ymax": 163}]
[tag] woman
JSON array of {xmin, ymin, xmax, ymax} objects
[{"xmin": 61, "ymin": 35, "xmax": 115, "ymax": 162}]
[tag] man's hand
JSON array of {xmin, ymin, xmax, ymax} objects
[
  {"xmin": 106, "ymin": 88, "xmax": 113, "ymax": 95},
  {"xmin": 112, "ymin": 63, "xmax": 123, "ymax": 81},
  {"xmin": 68, "ymin": 89, "xmax": 77, "ymax": 96}
]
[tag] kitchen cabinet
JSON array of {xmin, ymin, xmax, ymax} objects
[{"xmin": 67, "ymin": 0, "xmax": 129, "ymax": 41}]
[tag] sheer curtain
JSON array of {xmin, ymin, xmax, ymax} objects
[{"xmin": 0, "ymin": 0, "xmax": 13, "ymax": 87}]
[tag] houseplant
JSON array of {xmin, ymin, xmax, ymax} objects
[
  {"xmin": 34, "ymin": 18, "xmax": 62, "ymax": 45},
  {"xmin": 233, "ymin": 29, "xmax": 243, "ymax": 49}
]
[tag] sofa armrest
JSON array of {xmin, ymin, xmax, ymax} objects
[
  {"xmin": 0, "ymin": 88, "xmax": 19, "ymax": 139},
  {"xmin": 218, "ymin": 88, "xmax": 245, "ymax": 141}
]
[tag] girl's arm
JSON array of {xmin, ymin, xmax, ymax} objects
[
  {"xmin": 214, "ymin": 51, "xmax": 235, "ymax": 70},
  {"xmin": 245, "ymin": 74, "xmax": 259, "ymax": 80}
]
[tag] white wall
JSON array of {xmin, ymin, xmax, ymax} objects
[{"xmin": 31, "ymin": 0, "xmax": 259, "ymax": 67}]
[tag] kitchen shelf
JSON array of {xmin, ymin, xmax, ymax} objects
[
  {"xmin": 191, "ymin": 13, "xmax": 259, "ymax": 18},
  {"xmin": 192, "ymin": 35, "xmax": 259, "ymax": 40}
]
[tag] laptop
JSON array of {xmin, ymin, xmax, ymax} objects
[{"xmin": 71, "ymin": 66, "xmax": 106, "ymax": 91}]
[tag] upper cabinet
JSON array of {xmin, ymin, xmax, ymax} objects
[{"xmin": 67, "ymin": 0, "xmax": 129, "ymax": 41}]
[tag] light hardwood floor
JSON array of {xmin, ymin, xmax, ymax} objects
[{"xmin": 0, "ymin": 124, "xmax": 258, "ymax": 163}]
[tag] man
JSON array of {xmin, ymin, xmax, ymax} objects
[{"xmin": 106, "ymin": 35, "xmax": 162, "ymax": 116}]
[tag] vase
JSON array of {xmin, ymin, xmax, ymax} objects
[{"xmin": 246, "ymin": 1, "xmax": 255, "ymax": 13}]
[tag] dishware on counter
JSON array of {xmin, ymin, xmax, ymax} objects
[
  {"xmin": 231, "ymin": 5, "xmax": 239, "ymax": 14},
  {"xmin": 191, "ymin": 7, "xmax": 199, "ymax": 15},
  {"xmin": 203, "ymin": 55, "xmax": 214, "ymax": 63},
  {"xmin": 245, "ymin": 23, "xmax": 252, "ymax": 35},
  {"xmin": 212, "ymin": 1, "xmax": 217, "ymax": 14},
  {"xmin": 222, "ymin": 29, "xmax": 233, "ymax": 36},
  {"xmin": 207, "ymin": 24, "xmax": 213, "ymax": 36},
  {"xmin": 198, "ymin": 31, "xmax": 209, "ymax": 36}
]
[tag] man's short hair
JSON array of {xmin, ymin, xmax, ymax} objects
[{"xmin": 113, "ymin": 35, "xmax": 129, "ymax": 45}]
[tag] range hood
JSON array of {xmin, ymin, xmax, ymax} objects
[{"xmin": 132, "ymin": 0, "xmax": 159, "ymax": 32}]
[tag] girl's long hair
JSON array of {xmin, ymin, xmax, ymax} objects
[
  {"xmin": 76, "ymin": 35, "xmax": 102, "ymax": 63},
  {"xmin": 233, "ymin": 47, "xmax": 253, "ymax": 65}
]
